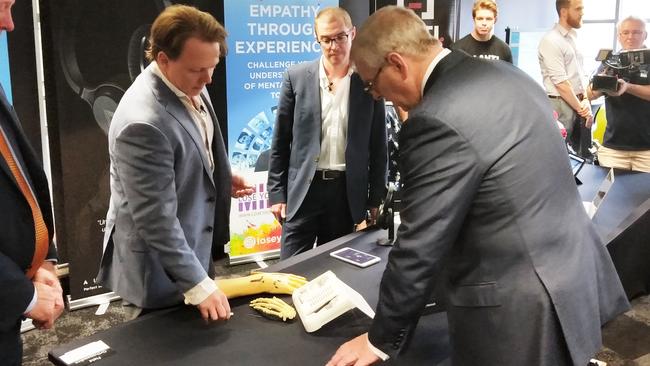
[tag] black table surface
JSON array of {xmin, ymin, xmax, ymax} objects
[
  {"xmin": 577, "ymin": 164, "xmax": 650, "ymax": 298},
  {"xmin": 576, "ymin": 164, "xmax": 650, "ymax": 240},
  {"xmin": 49, "ymin": 228, "xmax": 450, "ymax": 365},
  {"xmin": 50, "ymin": 166, "xmax": 648, "ymax": 365}
]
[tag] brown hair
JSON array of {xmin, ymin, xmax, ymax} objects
[
  {"xmin": 472, "ymin": 0, "xmax": 498, "ymax": 19},
  {"xmin": 556, "ymin": 0, "xmax": 571, "ymax": 17},
  {"xmin": 145, "ymin": 5, "xmax": 227, "ymax": 61}
]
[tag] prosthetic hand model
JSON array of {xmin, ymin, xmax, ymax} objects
[
  {"xmin": 215, "ymin": 272, "xmax": 308, "ymax": 299},
  {"xmin": 250, "ymin": 297, "xmax": 297, "ymax": 322}
]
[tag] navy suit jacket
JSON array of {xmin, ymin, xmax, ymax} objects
[
  {"xmin": 267, "ymin": 60, "xmax": 387, "ymax": 223},
  {"xmin": 0, "ymin": 85, "xmax": 56, "ymax": 333},
  {"xmin": 368, "ymin": 51, "xmax": 629, "ymax": 365}
]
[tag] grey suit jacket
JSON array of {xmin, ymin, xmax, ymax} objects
[
  {"xmin": 97, "ymin": 65, "xmax": 231, "ymax": 309},
  {"xmin": 368, "ymin": 51, "xmax": 629, "ymax": 365},
  {"xmin": 267, "ymin": 60, "xmax": 387, "ymax": 223}
]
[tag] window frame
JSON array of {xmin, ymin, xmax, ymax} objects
[{"xmin": 581, "ymin": 0, "xmax": 650, "ymax": 52}]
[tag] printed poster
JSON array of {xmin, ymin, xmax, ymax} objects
[{"xmin": 224, "ymin": 0, "xmax": 338, "ymax": 263}]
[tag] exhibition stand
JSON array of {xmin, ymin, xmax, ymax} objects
[
  {"xmin": 49, "ymin": 228, "xmax": 451, "ymax": 365},
  {"xmin": 48, "ymin": 164, "xmax": 649, "ymax": 365}
]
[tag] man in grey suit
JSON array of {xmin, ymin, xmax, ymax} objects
[
  {"xmin": 328, "ymin": 6, "xmax": 629, "ymax": 366},
  {"xmin": 98, "ymin": 5, "xmax": 252, "ymax": 322},
  {"xmin": 268, "ymin": 7, "xmax": 387, "ymax": 259}
]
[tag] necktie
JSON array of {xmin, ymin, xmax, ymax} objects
[{"xmin": 0, "ymin": 128, "xmax": 49, "ymax": 279}]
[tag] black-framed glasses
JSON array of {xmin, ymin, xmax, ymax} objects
[
  {"xmin": 318, "ymin": 31, "xmax": 351, "ymax": 48},
  {"xmin": 363, "ymin": 66, "xmax": 385, "ymax": 93}
]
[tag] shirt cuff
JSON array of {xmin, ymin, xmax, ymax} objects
[
  {"xmin": 24, "ymin": 286, "xmax": 38, "ymax": 314},
  {"xmin": 183, "ymin": 277, "xmax": 218, "ymax": 305},
  {"xmin": 367, "ymin": 338, "xmax": 390, "ymax": 361}
]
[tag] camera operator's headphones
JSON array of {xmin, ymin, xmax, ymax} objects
[{"xmin": 58, "ymin": 0, "xmax": 171, "ymax": 134}]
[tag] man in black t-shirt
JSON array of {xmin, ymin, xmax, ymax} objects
[
  {"xmin": 452, "ymin": 0, "xmax": 512, "ymax": 63},
  {"xmin": 588, "ymin": 16, "xmax": 650, "ymax": 172}
]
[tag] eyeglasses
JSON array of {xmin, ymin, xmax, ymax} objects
[
  {"xmin": 620, "ymin": 30, "xmax": 644, "ymax": 36},
  {"xmin": 318, "ymin": 31, "xmax": 351, "ymax": 48},
  {"xmin": 363, "ymin": 66, "xmax": 385, "ymax": 93}
]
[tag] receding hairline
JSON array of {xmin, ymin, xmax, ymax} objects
[
  {"xmin": 618, "ymin": 16, "xmax": 647, "ymax": 31},
  {"xmin": 351, "ymin": 6, "xmax": 437, "ymax": 69},
  {"xmin": 314, "ymin": 7, "xmax": 352, "ymax": 30}
]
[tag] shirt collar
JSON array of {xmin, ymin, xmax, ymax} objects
[
  {"xmin": 319, "ymin": 56, "xmax": 353, "ymax": 90},
  {"xmin": 554, "ymin": 23, "xmax": 576, "ymax": 38},
  {"xmin": 150, "ymin": 61, "xmax": 190, "ymax": 99},
  {"xmin": 421, "ymin": 48, "xmax": 451, "ymax": 96}
]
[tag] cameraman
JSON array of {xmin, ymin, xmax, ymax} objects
[{"xmin": 588, "ymin": 16, "xmax": 650, "ymax": 172}]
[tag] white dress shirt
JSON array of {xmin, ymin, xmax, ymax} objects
[{"xmin": 318, "ymin": 57, "xmax": 352, "ymax": 171}]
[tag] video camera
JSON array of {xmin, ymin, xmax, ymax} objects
[{"xmin": 592, "ymin": 48, "xmax": 650, "ymax": 92}]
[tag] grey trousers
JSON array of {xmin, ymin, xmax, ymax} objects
[{"xmin": 550, "ymin": 97, "xmax": 592, "ymax": 159}]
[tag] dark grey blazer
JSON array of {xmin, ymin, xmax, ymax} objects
[
  {"xmin": 368, "ymin": 51, "xmax": 629, "ymax": 365},
  {"xmin": 97, "ymin": 65, "xmax": 231, "ymax": 309},
  {"xmin": 267, "ymin": 59, "xmax": 387, "ymax": 223}
]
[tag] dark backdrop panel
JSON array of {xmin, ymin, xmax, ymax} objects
[
  {"xmin": 374, "ymin": 0, "xmax": 459, "ymax": 47},
  {"xmin": 40, "ymin": 0, "xmax": 168, "ymax": 302},
  {"xmin": 340, "ymin": 0, "xmax": 372, "ymax": 27},
  {"xmin": 195, "ymin": 0, "xmax": 228, "ymax": 143},
  {"xmin": 7, "ymin": 1, "xmax": 41, "ymax": 158}
]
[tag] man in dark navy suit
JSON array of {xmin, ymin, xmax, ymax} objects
[
  {"xmin": 328, "ymin": 6, "xmax": 628, "ymax": 366},
  {"xmin": 0, "ymin": 1, "xmax": 64, "ymax": 364}
]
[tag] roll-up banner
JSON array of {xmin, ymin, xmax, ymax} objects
[
  {"xmin": 224, "ymin": 0, "xmax": 338, "ymax": 264},
  {"xmin": 0, "ymin": 33, "xmax": 11, "ymax": 102},
  {"xmin": 39, "ymin": 0, "xmax": 165, "ymax": 308}
]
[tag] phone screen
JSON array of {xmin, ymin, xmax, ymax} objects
[{"xmin": 330, "ymin": 247, "xmax": 380, "ymax": 267}]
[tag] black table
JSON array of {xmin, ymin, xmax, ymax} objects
[
  {"xmin": 577, "ymin": 164, "xmax": 650, "ymax": 298},
  {"xmin": 49, "ymin": 228, "xmax": 450, "ymax": 365},
  {"xmin": 49, "ymin": 166, "xmax": 649, "ymax": 365},
  {"xmin": 577, "ymin": 165, "xmax": 650, "ymax": 237}
]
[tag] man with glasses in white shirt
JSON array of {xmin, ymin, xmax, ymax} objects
[
  {"xmin": 267, "ymin": 7, "xmax": 387, "ymax": 259},
  {"xmin": 587, "ymin": 16, "xmax": 650, "ymax": 172}
]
